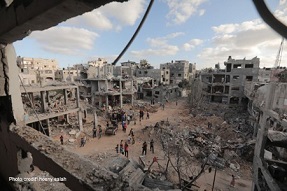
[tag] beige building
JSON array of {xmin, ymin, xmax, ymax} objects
[
  {"xmin": 17, "ymin": 57, "xmax": 59, "ymax": 85},
  {"xmin": 55, "ymin": 68, "xmax": 80, "ymax": 82}
]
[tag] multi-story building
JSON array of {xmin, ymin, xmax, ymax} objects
[
  {"xmin": 160, "ymin": 60, "xmax": 193, "ymax": 85},
  {"xmin": 200, "ymin": 56, "xmax": 260, "ymax": 104},
  {"xmin": 17, "ymin": 57, "xmax": 59, "ymax": 85},
  {"xmin": 78, "ymin": 61, "xmax": 135, "ymax": 108},
  {"xmin": 244, "ymin": 81, "xmax": 287, "ymax": 191},
  {"xmin": 55, "ymin": 67, "xmax": 80, "ymax": 82}
]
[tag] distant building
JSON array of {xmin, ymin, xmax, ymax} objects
[
  {"xmin": 55, "ymin": 68, "xmax": 80, "ymax": 82},
  {"xmin": 200, "ymin": 56, "xmax": 260, "ymax": 104},
  {"xmin": 17, "ymin": 57, "xmax": 59, "ymax": 85},
  {"xmin": 160, "ymin": 60, "xmax": 191, "ymax": 85}
]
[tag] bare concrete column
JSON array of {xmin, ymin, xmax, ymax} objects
[
  {"xmin": 99, "ymin": 95, "xmax": 102, "ymax": 107},
  {"xmin": 75, "ymin": 87, "xmax": 80, "ymax": 108},
  {"xmin": 29, "ymin": 93, "xmax": 34, "ymax": 107},
  {"xmin": 46, "ymin": 119, "xmax": 51, "ymax": 136},
  {"xmin": 0, "ymin": 44, "xmax": 24, "ymax": 122},
  {"xmin": 78, "ymin": 111, "xmax": 83, "ymax": 131},
  {"xmin": 119, "ymin": 79, "xmax": 123, "ymax": 108},
  {"xmin": 106, "ymin": 95, "xmax": 108, "ymax": 110},
  {"xmin": 65, "ymin": 114, "xmax": 70, "ymax": 124},
  {"xmin": 63, "ymin": 89, "xmax": 68, "ymax": 105},
  {"xmin": 40, "ymin": 91, "xmax": 47, "ymax": 113},
  {"xmin": 46, "ymin": 91, "xmax": 50, "ymax": 103}
]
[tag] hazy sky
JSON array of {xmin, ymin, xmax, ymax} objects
[{"xmin": 14, "ymin": 0, "xmax": 287, "ymax": 69}]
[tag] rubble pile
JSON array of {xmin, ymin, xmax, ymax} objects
[
  {"xmin": 132, "ymin": 101, "xmax": 159, "ymax": 113},
  {"xmin": 22, "ymin": 91, "xmax": 78, "ymax": 116}
]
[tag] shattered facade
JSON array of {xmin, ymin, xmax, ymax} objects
[
  {"xmin": 21, "ymin": 85, "xmax": 83, "ymax": 136},
  {"xmin": 201, "ymin": 56, "xmax": 260, "ymax": 104},
  {"xmin": 160, "ymin": 60, "xmax": 193, "ymax": 85},
  {"xmin": 245, "ymin": 82, "xmax": 287, "ymax": 190},
  {"xmin": 18, "ymin": 57, "xmax": 59, "ymax": 85},
  {"xmin": 0, "ymin": 0, "xmax": 132, "ymax": 190}
]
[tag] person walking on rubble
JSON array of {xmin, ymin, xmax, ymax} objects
[
  {"xmin": 230, "ymin": 175, "xmax": 236, "ymax": 187},
  {"xmin": 115, "ymin": 144, "xmax": 119, "ymax": 153},
  {"xmin": 142, "ymin": 141, "xmax": 147, "ymax": 155},
  {"xmin": 127, "ymin": 115, "xmax": 130, "ymax": 125},
  {"xmin": 124, "ymin": 142, "xmax": 129, "ymax": 158},
  {"xmin": 80, "ymin": 136, "xmax": 86, "ymax": 147},
  {"xmin": 129, "ymin": 128, "xmax": 134, "ymax": 136},
  {"xmin": 92, "ymin": 126, "xmax": 97, "ymax": 138},
  {"xmin": 60, "ymin": 135, "xmax": 64, "ymax": 145},
  {"xmin": 150, "ymin": 139, "xmax": 154, "ymax": 153},
  {"xmin": 120, "ymin": 140, "xmax": 124, "ymax": 155},
  {"xmin": 98, "ymin": 125, "xmax": 102, "ymax": 139},
  {"xmin": 146, "ymin": 112, "xmax": 150, "ymax": 119}
]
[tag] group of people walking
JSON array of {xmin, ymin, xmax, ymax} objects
[{"xmin": 142, "ymin": 139, "xmax": 154, "ymax": 155}]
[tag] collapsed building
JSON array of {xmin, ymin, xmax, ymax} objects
[
  {"xmin": 0, "ymin": 0, "xmax": 139, "ymax": 190},
  {"xmin": 245, "ymin": 81, "xmax": 287, "ymax": 190},
  {"xmin": 200, "ymin": 56, "xmax": 259, "ymax": 104}
]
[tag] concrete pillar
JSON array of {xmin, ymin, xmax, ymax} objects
[
  {"xmin": 119, "ymin": 79, "xmax": 123, "ymax": 108},
  {"xmin": 40, "ymin": 91, "xmax": 47, "ymax": 113},
  {"xmin": 46, "ymin": 91, "xmax": 50, "ymax": 103},
  {"xmin": 65, "ymin": 114, "xmax": 70, "ymax": 124},
  {"xmin": 99, "ymin": 95, "xmax": 102, "ymax": 107},
  {"xmin": 75, "ymin": 87, "xmax": 80, "ymax": 108},
  {"xmin": 78, "ymin": 111, "xmax": 83, "ymax": 131},
  {"xmin": 46, "ymin": 119, "xmax": 51, "ymax": 136},
  {"xmin": 106, "ymin": 95, "xmax": 109, "ymax": 110},
  {"xmin": 63, "ymin": 89, "xmax": 68, "ymax": 105},
  {"xmin": 0, "ymin": 44, "xmax": 25, "ymax": 122},
  {"xmin": 29, "ymin": 93, "xmax": 34, "ymax": 107}
]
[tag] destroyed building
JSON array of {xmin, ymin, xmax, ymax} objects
[
  {"xmin": 18, "ymin": 57, "xmax": 59, "ymax": 85},
  {"xmin": 0, "ymin": 1, "xmax": 138, "ymax": 190},
  {"xmin": 160, "ymin": 60, "xmax": 195, "ymax": 85},
  {"xmin": 200, "ymin": 56, "xmax": 260, "ymax": 104},
  {"xmin": 21, "ymin": 84, "xmax": 84, "ymax": 136},
  {"xmin": 245, "ymin": 81, "xmax": 287, "ymax": 190},
  {"xmin": 258, "ymin": 67, "xmax": 287, "ymax": 82},
  {"xmin": 55, "ymin": 67, "xmax": 80, "ymax": 82}
]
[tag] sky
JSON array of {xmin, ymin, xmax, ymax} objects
[{"xmin": 14, "ymin": 0, "xmax": 287, "ymax": 70}]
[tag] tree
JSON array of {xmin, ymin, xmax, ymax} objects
[{"xmin": 157, "ymin": 127, "xmax": 208, "ymax": 189}]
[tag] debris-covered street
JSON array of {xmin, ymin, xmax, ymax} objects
[{"xmin": 50, "ymin": 98, "xmax": 253, "ymax": 190}]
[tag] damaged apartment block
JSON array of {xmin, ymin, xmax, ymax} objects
[
  {"xmin": 245, "ymin": 82, "xmax": 287, "ymax": 190},
  {"xmin": 21, "ymin": 85, "xmax": 83, "ymax": 136},
  {"xmin": 200, "ymin": 56, "xmax": 259, "ymax": 104}
]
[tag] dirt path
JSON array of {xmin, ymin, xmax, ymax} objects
[{"xmin": 66, "ymin": 99, "xmax": 253, "ymax": 191}]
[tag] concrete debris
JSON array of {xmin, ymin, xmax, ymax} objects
[
  {"xmin": 229, "ymin": 162, "xmax": 240, "ymax": 171},
  {"xmin": 68, "ymin": 130, "xmax": 76, "ymax": 135}
]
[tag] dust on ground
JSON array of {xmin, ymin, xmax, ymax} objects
[{"xmin": 51, "ymin": 98, "xmax": 253, "ymax": 191}]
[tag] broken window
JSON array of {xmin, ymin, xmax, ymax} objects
[
  {"xmin": 166, "ymin": 71, "xmax": 169, "ymax": 74},
  {"xmin": 231, "ymin": 87, "xmax": 240, "ymax": 90},
  {"xmin": 245, "ymin": 64, "xmax": 254, "ymax": 68},
  {"xmin": 233, "ymin": 76, "xmax": 239, "ymax": 80},
  {"xmin": 246, "ymin": 76, "xmax": 253, "ymax": 81},
  {"xmin": 233, "ymin": 64, "xmax": 242, "ymax": 68},
  {"xmin": 144, "ymin": 71, "xmax": 148, "ymax": 74},
  {"xmin": 230, "ymin": 97, "xmax": 239, "ymax": 104},
  {"xmin": 226, "ymin": 64, "xmax": 231, "ymax": 72},
  {"xmin": 171, "ymin": 73, "xmax": 174, "ymax": 77},
  {"xmin": 178, "ymin": 74, "xmax": 182, "ymax": 77},
  {"xmin": 226, "ymin": 75, "xmax": 230, "ymax": 83}
]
